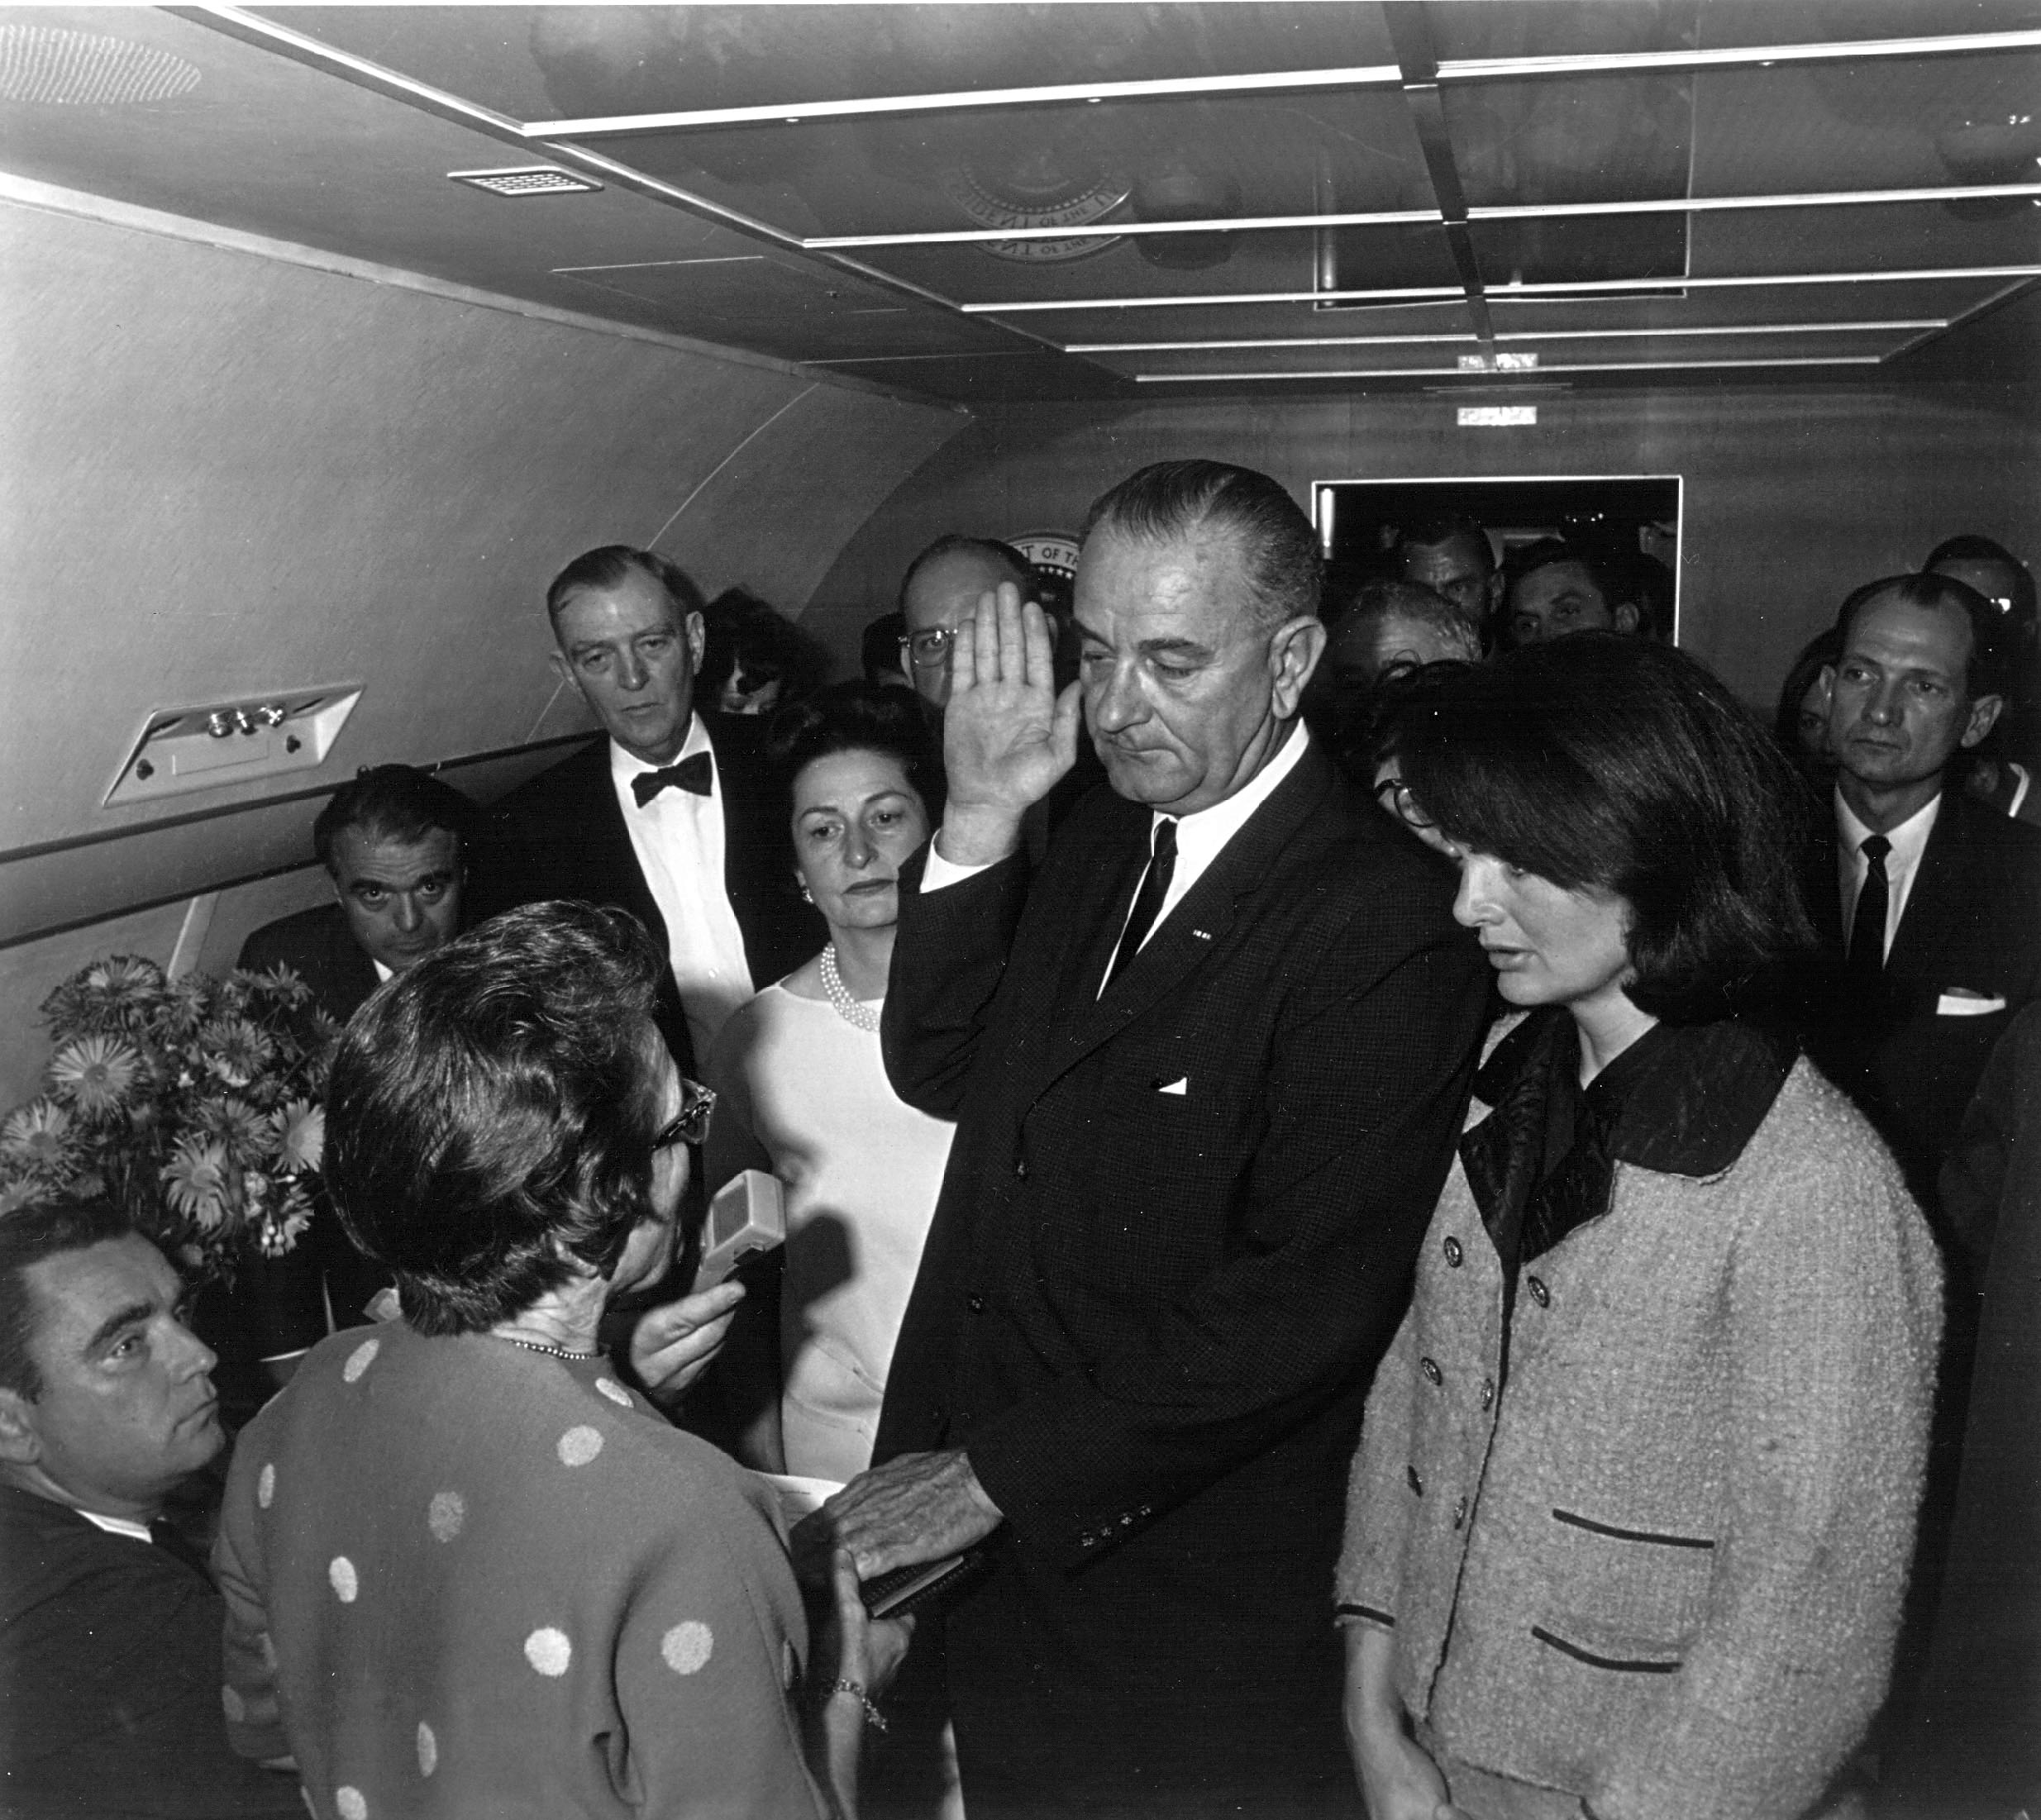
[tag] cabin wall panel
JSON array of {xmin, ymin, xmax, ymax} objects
[
  {"xmin": 0, "ymin": 193, "xmax": 964, "ymax": 956},
  {"xmin": 808, "ymin": 384, "xmax": 2039, "ymax": 708}
]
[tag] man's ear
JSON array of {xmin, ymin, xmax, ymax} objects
[
  {"xmin": 0, "ymin": 1389, "xmax": 43, "ymax": 1468},
  {"xmin": 684, "ymin": 611, "xmax": 708, "ymax": 672},
  {"xmin": 1960, "ymin": 692, "xmax": 2005, "ymax": 750},
  {"xmin": 548, "ymin": 646, "xmax": 584, "ymax": 703},
  {"xmin": 1613, "ymin": 602, "xmax": 1640, "ymax": 635},
  {"xmin": 1270, "ymin": 616, "xmax": 1328, "ymax": 720}
]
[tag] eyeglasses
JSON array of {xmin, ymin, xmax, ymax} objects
[
  {"xmin": 897, "ymin": 627, "xmax": 961, "ymax": 669},
  {"xmin": 651, "ymin": 1079, "xmax": 717, "ymax": 1151},
  {"xmin": 1372, "ymin": 774, "xmax": 1436, "ymax": 833}
]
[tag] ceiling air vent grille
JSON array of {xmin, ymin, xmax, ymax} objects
[
  {"xmin": 0, "ymin": 26, "xmax": 200, "ymax": 105},
  {"xmin": 449, "ymin": 166, "xmax": 603, "ymax": 198}
]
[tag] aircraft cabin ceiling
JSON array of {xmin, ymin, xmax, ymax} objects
[{"xmin": 0, "ymin": 1, "xmax": 2036, "ymax": 405}]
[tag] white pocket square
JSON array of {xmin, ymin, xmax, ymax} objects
[
  {"xmin": 1156, "ymin": 1077, "xmax": 1189, "ymax": 1096},
  {"xmin": 1936, "ymin": 992, "xmax": 2007, "ymax": 1017}
]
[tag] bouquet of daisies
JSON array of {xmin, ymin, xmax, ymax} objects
[{"xmin": 0, "ymin": 955, "xmax": 340, "ymax": 1279}]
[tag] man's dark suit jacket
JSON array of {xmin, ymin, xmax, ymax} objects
[
  {"xmin": 875, "ymin": 743, "xmax": 1490, "ymax": 1816},
  {"xmin": 235, "ymin": 905, "xmax": 388, "ymax": 1364},
  {"xmin": 0, "ymin": 1482, "xmax": 301, "ymax": 1817},
  {"xmin": 236, "ymin": 903, "xmax": 377, "ymax": 1022},
  {"xmin": 474, "ymin": 717, "xmax": 823, "ymax": 1076},
  {"xmin": 1800, "ymin": 785, "xmax": 2041, "ymax": 1234}
]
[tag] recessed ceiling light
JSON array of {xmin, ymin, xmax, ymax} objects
[{"xmin": 448, "ymin": 166, "xmax": 603, "ymax": 198}]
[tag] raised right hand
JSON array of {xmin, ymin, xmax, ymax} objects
[{"xmin": 937, "ymin": 584, "xmax": 1081, "ymax": 866}]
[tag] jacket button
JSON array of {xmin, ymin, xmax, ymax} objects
[
  {"xmin": 1406, "ymin": 1465, "xmax": 1423, "ymax": 1497},
  {"xmin": 1419, "ymin": 1356, "xmax": 1443, "ymax": 1386},
  {"xmin": 966, "ymin": 1293, "xmax": 985, "ymax": 1314},
  {"xmin": 1526, "ymin": 1274, "xmax": 1551, "ymax": 1308},
  {"xmin": 1480, "ymin": 1377, "xmax": 1495, "ymax": 1412},
  {"xmin": 1452, "ymin": 1495, "xmax": 1468, "ymax": 1531},
  {"xmin": 1443, "ymin": 1236, "xmax": 1463, "ymax": 1268},
  {"xmin": 1014, "ymin": 1159, "xmax": 1029, "ymax": 1181}
]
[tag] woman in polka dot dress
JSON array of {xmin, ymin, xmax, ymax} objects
[{"xmin": 212, "ymin": 904, "xmax": 909, "ymax": 1818}]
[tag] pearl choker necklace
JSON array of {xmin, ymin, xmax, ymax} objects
[
  {"xmin": 494, "ymin": 1333, "xmax": 600, "ymax": 1361},
  {"xmin": 820, "ymin": 943, "xmax": 882, "ymax": 1033}
]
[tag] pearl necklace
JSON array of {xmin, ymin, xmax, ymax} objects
[
  {"xmin": 820, "ymin": 943, "xmax": 882, "ymax": 1033},
  {"xmin": 493, "ymin": 1332, "xmax": 600, "ymax": 1361}
]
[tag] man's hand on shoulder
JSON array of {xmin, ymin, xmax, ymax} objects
[
  {"xmin": 793, "ymin": 1448, "xmax": 1004, "ymax": 1584},
  {"xmin": 937, "ymin": 587, "xmax": 1081, "ymax": 869}
]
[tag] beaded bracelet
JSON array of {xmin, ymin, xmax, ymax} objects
[{"xmin": 822, "ymin": 1678, "xmax": 888, "ymax": 1733}]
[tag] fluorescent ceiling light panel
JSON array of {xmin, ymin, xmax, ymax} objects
[{"xmin": 449, "ymin": 165, "xmax": 601, "ymax": 197}]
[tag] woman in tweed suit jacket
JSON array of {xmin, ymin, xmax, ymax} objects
[{"xmin": 1341, "ymin": 639, "xmax": 1943, "ymax": 1820}]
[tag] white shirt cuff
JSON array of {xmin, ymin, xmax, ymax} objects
[{"xmin": 922, "ymin": 839, "xmax": 997, "ymax": 893}]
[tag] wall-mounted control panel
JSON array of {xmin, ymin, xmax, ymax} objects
[{"xmin": 103, "ymin": 686, "xmax": 362, "ymax": 807}]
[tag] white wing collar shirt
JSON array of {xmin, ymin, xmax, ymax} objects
[
  {"xmin": 609, "ymin": 715, "xmax": 755, "ymax": 1060},
  {"xmin": 924, "ymin": 722, "xmax": 1314, "ymax": 993}
]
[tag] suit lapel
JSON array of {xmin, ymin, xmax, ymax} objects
[
  {"xmin": 1025, "ymin": 747, "xmax": 1336, "ymax": 1099},
  {"xmin": 1885, "ymin": 789, "xmax": 1970, "ymax": 981}
]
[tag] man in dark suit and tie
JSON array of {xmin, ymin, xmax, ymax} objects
[
  {"xmin": 0, "ymin": 1198, "xmax": 301, "ymax": 1817},
  {"xmin": 807, "ymin": 461, "xmax": 1491, "ymax": 1817},
  {"xmin": 236, "ymin": 765, "xmax": 477, "ymax": 1373},
  {"xmin": 1800, "ymin": 571, "xmax": 2041, "ymax": 1232},
  {"xmin": 238, "ymin": 764, "xmax": 476, "ymax": 1023},
  {"xmin": 475, "ymin": 546, "xmax": 822, "ymax": 1079}
]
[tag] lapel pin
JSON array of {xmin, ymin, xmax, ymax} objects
[{"xmin": 1192, "ymin": 928, "xmax": 1212, "ymax": 941}]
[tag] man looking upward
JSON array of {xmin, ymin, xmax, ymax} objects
[{"xmin": 809, "ymin": 461, "xmax": 1490, "ymax": 1817}]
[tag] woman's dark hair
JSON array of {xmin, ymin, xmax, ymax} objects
[
  {"xmin": 323, "ymin": 902, "xmax": 668, "ymax": 1335},
  {"xmin": 767, "ymin": 679, "xmax": 943, "ymax": 825},
  {"xmin": 1394, "ymin": 634, "xmax": 1814, "ymax": 1021},
  {"xmin": 695, "ymin": 588, "xmax": 827, "ymax": 712},
  {"xmin": 1773, "ymin": 626, "xmax": 1843, "ymax": 759}
]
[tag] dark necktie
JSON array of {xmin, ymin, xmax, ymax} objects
[
  {"xmin": 632, "ymin": 751, "xmax": 713, "ymax": 808},
  {"xmin": 149, "ymin": 1517, "xmax": 213, "ymax": 1583},
  {"xmin": 1847, "ymin": 833, "xmax": 1891, "ymax": 982},
  {"xmin": 1104, "ymin": 818, "xmax": 1178, "ymax": 990}
]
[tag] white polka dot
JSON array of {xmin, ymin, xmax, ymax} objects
[
  {"xmin": 660, "ymin": 1621, "xmax": 713, "ymax": 1675},
  {"xmin": 556, "ymin": 1425, "xmax": 603, "ymax": 1467},
  {"xmin": 416, "ymin": 1721, "xmax": 438, "ymax": 1776},
  {"xmin": 594, "ymin": 1377, "xmax": 632, "ymax": 1408},
  {"xmin": 256, "ymin": 1462, "xmax": 275, "ymax": 1508},
  {"xmin": 427, "ymin": 1491, "xmax": 465, "ymax": 1542},
  {"xmin": 222, "ymin": 1684, "xmax": 247, "ymax": 1723},
  {"xmin": 328, "ymin": 1556, "xmax": 358, "ymax": 1603},
  {"xmin": 524, "ymin": 1627, "xmax": 572, "ymax": 1676},
  {"xmin": 336, "ymin": 1789, "xmax": 367, "ymax": 1820},
  {"xmin": 342, "ymin": 1337, "xmax": 380, "ymax": 1383}
]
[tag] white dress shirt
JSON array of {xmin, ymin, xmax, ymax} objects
[
  {"xmin": 924, "ymin": 724, "xmax": 1314, "ymax": 994},
  {"xmin": 610, "ymin": 717, "xmax": 754, "ymax": 1060},
  {"xmin": 75, "ymin": 1508, "xmax": 154, "ymax": 1543},
  {"xmin": 1834, "ymin": 788, "xmax": 1940, "ymax": 965}
]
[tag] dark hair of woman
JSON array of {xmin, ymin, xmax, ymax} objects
[
  {"xmin": 322, "ymin": 901, "xmax": 667, "ymax": 1335},
  {"xmin": 767, "ymin": 678, "xmax": 944, "ymax": 822},
  {"xmin": 1394, "ymin": 634, "xmax": 1814, "ymax": 1021},
  {"xmin": 1773, "ymin": 627, "xmax": 1842, "ymax": 755}
]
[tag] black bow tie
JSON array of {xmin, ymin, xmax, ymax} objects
[{"xmin": 632, "ymin": 752, "xmax": 713, "ymax": 807}]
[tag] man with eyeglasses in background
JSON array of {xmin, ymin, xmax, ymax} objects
[{"xmin": 899, "ymin": 534, "xmax": 1104, "ymax": 852}]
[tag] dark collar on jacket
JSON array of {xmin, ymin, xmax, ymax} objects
[{"xmin": 1460, "ymin": 1008, "xmax": 1799, "ymax": 1277}]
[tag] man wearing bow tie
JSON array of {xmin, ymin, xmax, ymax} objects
[{"xmin": 477, "ymin": 546, "xmax": 822, "ymax": 1078}]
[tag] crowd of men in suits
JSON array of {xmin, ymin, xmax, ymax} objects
[{"xmin": 4, "ymin": 460, "xmax": 2037, "ymax": 1818}]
